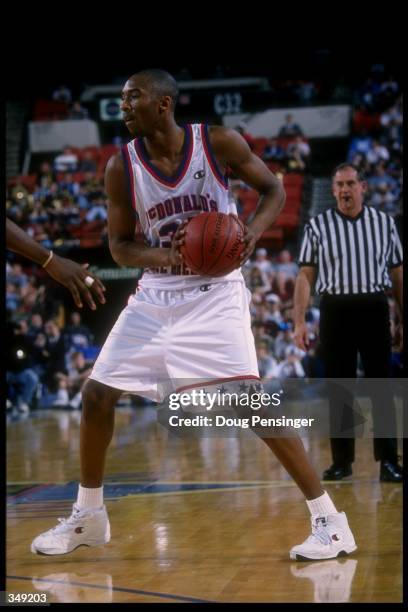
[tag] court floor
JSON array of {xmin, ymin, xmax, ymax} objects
[{"xmin": 6, "ymin": 407, "xmax": 403, "ymax": 603}]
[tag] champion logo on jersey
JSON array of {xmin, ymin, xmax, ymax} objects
[
  {"xmin": 194, "ymin": 170, "xmax": 205, "ymax": 179},
  {"xmin": 75, "ymin": 527, "xmax": 84, "ymax": 534}
]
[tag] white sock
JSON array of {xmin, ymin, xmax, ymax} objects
[
  {"xmin": 306, "ymin": 491, "xmax": 337, "ymax": 517},
  {"xmin": 76, "ymin": 485, "xmax": 104, "ymax": 510}
]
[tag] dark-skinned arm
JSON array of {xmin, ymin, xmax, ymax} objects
[
  {"xmin": 106, "ymin": 153, "xmax": 182, "ymax": 268},
  {"xmin": 6, "ymin": 217, "xmax": 106, "ymax": 310},
  {"xmin": 209, "ymin": 126, "xmax": 286, "ymax": 262}
]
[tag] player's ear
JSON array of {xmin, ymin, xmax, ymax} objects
[{"xmin": 158, "ymin": 95, "xmax": 172, "ymax": 114}]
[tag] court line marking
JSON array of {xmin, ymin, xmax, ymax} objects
[{"xmin": 6, "ymin": 575, "xmax": 216, "ymax": 603}]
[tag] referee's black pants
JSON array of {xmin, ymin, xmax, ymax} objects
[{"xmin": 319, "ymin": 292, "xmax": 398, "ymax": 465}]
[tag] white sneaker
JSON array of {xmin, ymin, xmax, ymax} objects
[
  {"xmin": 17, "ymin": 401, "xmax": 30, "ymax": 413},
  {"xmin": 31, "ymin": 504, "xmax": 110, "ymax": 555},
  {"xmin": 289, "ymin": 512, "xmax": 357, "ymax": 561}
]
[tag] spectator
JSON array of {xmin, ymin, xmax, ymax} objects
[
  {"xmin": 79, "ymin": 151, "xmax": 97, "ymax": 173},
  {"xmin": 256, "ymin": 341, "xmax": 278, "ymax": 379},
  {"xmin": 265, "ymin": 293, "xmax": 283, "ymax": 325},
  {"xmin": 6, "ymin": 283, "xmax": 22, "ymax": 312},
  {"xmin": 274, "ymin": 250, "xmax": 298, "ymax": 297},
  {"xmin": 252, "ymin": 248, "xmax": 273, "ymax": 277},
  {"xmin": 347, "ymin": 131, "xmax": 373, "ymax": 160},
  {"xmin": 67, "ymin": 101, "xmax": 89, "ymax": 120},
  {"xmin": 365, "ymin": 139, "xmax": 390, "ymax": 166},
  {"xmin": 6, "ymin": 320, "xmax": 40, "ymax": 413},
  {"xmin": 66, "ymin": 351, "xmax": 94, "ymax": 409},
  {"xmin": 367, "ymin": 164, "xmax": 398, "ymax": 191},
  {"xmin": 44, "ymin": 319, "xmax": 67, "ymax": 382},
  {"xmin": 274, "ymin": 323, "xmax": 296, "ymax": 360},
  {"xmin": 28, "ymin": 313, "xmax": 44, "ymax": 340},
  {"xmin": 54, "ymin": 147, "xmax": 79, "ymax": 173},
  {"xmin": 7, "ymin": 263, "xmax": 29, "ymax": 289},
  {"xmin": 85, "ymin": 197, "xmax": 108, "ymax": 222},
  {"xmin": 38, "ymin": 162, "xmax": 57, "ymax": 185},
  {"xmin": 286, "ymin": 136, "xmax": 311, "ymax": 172},
  {"xmin": 252, "ymin": 321, "xmax": 274, "ymax": 352},
  {"xmin": 247, "ymin": 267, "xmax": 271, "ymax": 294},
  {"xmin": 64, "ymin": 312, "xmax": 93, "ymax": 351},
  {"xmin": 297, "ymin": 80, "xmax": 317, "ymax": 104},
  {"xmin": 278, "ymin": 113, "xmax": 303, "ymax": 138},
  {"xmin": 275, "ymin": 346, "xmax": 305, "ymax": 378},
  {"xmin": 52, "ymin": 85, "xmax": 72, "ymax": 105},
  {"xmin": 262, "ymin": 137, "xmax": 286, "ymax": 163}
]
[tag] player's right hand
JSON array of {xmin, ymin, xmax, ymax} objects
[
  {"xmin": 293, "ymin": 322, "xmax": 309, "ymax": 351},
  {"xmin": 46, "ymin": 254, "xmax": 106, "ymax": 310}
]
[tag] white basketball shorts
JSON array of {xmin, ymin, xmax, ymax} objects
[{"xmin": 89, "ymin": 280, "xmax": 259, "ymax": 401}]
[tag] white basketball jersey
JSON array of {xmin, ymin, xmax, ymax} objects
[{"xmin": 122, "ymin": 123, "xmax": 244, "ymax": 290}]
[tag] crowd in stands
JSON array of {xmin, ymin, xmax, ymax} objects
[
  {"xmin": 7, "ymin": 301, "xmax": 98, "ymax": 414},
  {"xmin": 235, "ymin": 114, "xmax": 311, "ymax": 174},
  {"xmin": 348, "ymin": 77, "xmax": 402, "ymax": 218},
  {"xmin": 6, "ymin": 148, "xmax": 115, "ymax": 250}
]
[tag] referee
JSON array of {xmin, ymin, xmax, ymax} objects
[{"xmin": 293, "ymin": 163, "xmax": 403, "ymax": 482}]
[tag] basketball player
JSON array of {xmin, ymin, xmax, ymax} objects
[
  {"xmin": 7, "ymin": 217, "xmax": 106, "ymax": 310},
  {"xmin": 31, "ymin": 69, "xmax": 356, "ymax": 561}
]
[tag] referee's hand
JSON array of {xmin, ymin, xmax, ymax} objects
[{"xmin": 294, "ymin": 322, "xmax": 309, "ymax": 352}]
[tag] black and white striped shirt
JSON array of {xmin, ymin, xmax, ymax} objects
[{"xmin": 298, "ymin": 206, "xmax": 403, "ymax": 295}]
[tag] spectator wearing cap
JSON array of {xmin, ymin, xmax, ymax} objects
[{"xmin": 265, "ymin": 293, "xmax": 283, "ymax": 325}]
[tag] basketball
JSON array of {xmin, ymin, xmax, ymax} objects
[{"xmin": 181, "ymin": 212, "xmax": 245, "ymax": 276}]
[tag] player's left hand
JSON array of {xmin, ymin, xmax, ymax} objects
[{"xmin": 239, "ymin": 224, "xmax": 258, "ymax": 266}]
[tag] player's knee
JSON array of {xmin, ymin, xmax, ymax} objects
[{"xmin": 82, "ymin": 380, "xmax": 116, "ymax": 418}]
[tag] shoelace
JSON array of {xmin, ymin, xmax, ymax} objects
[
  {"xmin": 51, "ymin": 511, "xmax": 83, "ymax": 533},
  {"xmin": 305, "ymin": 519, "xmax": 333, "ymax": 546}
]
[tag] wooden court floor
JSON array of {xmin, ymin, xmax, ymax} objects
[{"xmin": 7, "ymin": 407, "xmax": 403, "ymax": 603}]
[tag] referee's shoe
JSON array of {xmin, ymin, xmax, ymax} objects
[{"xmin": 323, "ymin": 460, "xmax": 403, "ymax": 482}]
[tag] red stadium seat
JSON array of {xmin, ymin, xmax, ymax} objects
[
  {"xmin": 8, "ymin": 174, "xmax": 38, "ymax": 193},
  {"xmin": 33, "ymin": 99, "xmax": 68, "ymax": 121}
]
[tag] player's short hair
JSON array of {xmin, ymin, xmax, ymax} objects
[
  {"xmin": 134, "ymin": 68, "xmax": 179, "ymax": 111},
  {"xmin": 332, "ymin": 163, "xmax": 365, "ymax": 182}
]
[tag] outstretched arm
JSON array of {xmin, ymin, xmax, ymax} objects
[{"xmin": 6, "ymin": 217, "xmax": 106, "ymax": 310}]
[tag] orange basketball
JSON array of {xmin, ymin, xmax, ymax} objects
[{"xmin": 180, "ymin": 212, "xmax": 245, "ymax": 276}]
